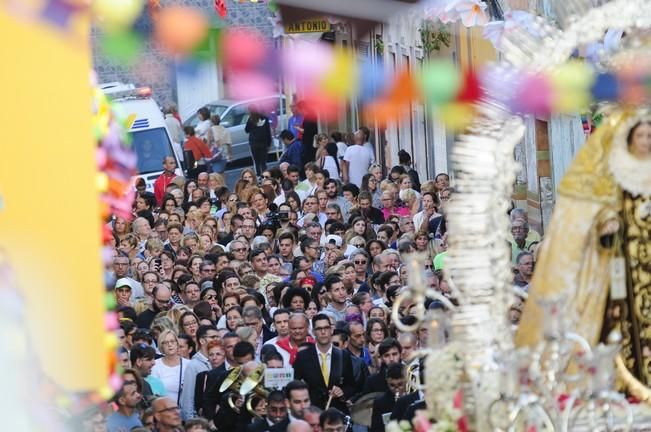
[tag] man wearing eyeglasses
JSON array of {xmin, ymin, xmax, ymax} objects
[
  {"xmin": 152, "ymin": 397, "xmax": 183, "ymax": 432},
  {"xmin": 300, "ymin": 237, "xmax": 325, "ymax": 277},
  {"xmin": 229, "ymin": 239, "xmax": 249, "ymax": 261},
  {"xmin": 294, "ymin": 314, "xmax": 355, "ymax": 413},
  {"xmin": 112, "ymin": 253, "xmax": 144, "ymax": 300},
  {"xmin": 350, "ymin": 250, "xmax": 370, "ymax": 284},
  {"xmin": 240, "ymin": 217, "xmax": 258, "ymax": 244},
  {"xmin": 136, "ymin": 285, "xmax": 172, "ymax": 329},
  {"xmin": 509, "ymin": 218, "xmax": 533, "ymax": 265},
  {"xmin": 199, "ymin": 260, "xmax": 217, "ymax": 280}
]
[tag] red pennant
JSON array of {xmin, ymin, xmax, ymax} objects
[
  {"xmin": 388, "ymin": 69, "xmax": 420, "ymax": 105},
  {"xmin": 215, "ymin": 0, "xmax": 227, "ymax": 18},
  {"xmin": 456, "ymin": 70, "xmax": 483, "ymax": 103}
]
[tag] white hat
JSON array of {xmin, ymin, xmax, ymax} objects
[
  {"xmin": 325, "ymin": 234, "xmax": 343, "ymax": 247},
  {"xmin": 115, "ymin": 278, "xmax": 136, "ymax": 291},
  {"xmin": 252, "ymin": 235, "xmax": 270, "ymax": 249}
]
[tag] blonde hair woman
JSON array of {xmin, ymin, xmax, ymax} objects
[
  {"xmin": 208, "ymin": 173, "xmax": 225, "ymax": 191},
  {"xmin": 186, "ymin": 209, "xmax": 206, "ymax": 232},
  {"xmin": 207, "ymin": 115, "xmax": 232, "ymax": 173},
  {"xmin": 151, "ymin": 314, "xmax": 177, "ymax": 336},
  {"xmin": 399, "ymin": 188, "xmax": 420, "ymax": 216},
  {"xmin": 119, "ymin": 233, "xmax": 139, "ymax": 260},
  {"xmin": 181, "ymin": 233, "xmax": 201, "ymax": 256},
  {"xmin": 379, "ymin": 179, "xmax": 399, "ymax": 195},
  {"xmin": 166, "ymin": 306, "xmax": 192, "ymax": 329},
  {"xmin": 368, "ymin": 163, "xmax": 383, "ymax": 182},
  {"xmin": 151, "ymin": 329, "xmax": 185, "ymax": 404},
  {"xmin": 313, "ymin": 133, "xmax": 329, "ymax": 166}
]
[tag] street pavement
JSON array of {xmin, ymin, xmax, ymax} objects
[{"xmin": 222, "ymin": 153, "xmax": 280, "ymax": 190}]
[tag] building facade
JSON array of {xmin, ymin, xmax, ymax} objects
[{"xmin": 91, "ymin": 0, "xmax": 273, "ymax": 116}]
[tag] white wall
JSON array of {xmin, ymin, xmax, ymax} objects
[
  {"xmin": 382, "ymin": 11, "xmax": 450, "ymax": 178},
  {"xmin": 175, "ymin": 60, "xmax": 222, "ymax": 120},
  {"xmin": 548, "ymin": 114, "xmax": 586, "ymax": 194}
]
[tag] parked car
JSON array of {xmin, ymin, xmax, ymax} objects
[{"xmin": 183, "ymin": 95, "xmax": 287, "ymax": 163}]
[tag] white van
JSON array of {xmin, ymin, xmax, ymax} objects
[{"xmin": 101, "ymin": 82, "xmax": 184, "ymax": 192}]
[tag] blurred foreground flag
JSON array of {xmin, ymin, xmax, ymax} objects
[{"xmin": 276, "ymin": 0, "xmax": 420, "ymax": 33}]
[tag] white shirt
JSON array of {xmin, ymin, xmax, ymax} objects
[
  {"xmin": 216, "ymin": 314, "xmax": 227, "ymax": 330},
  {"xmin": 322, "ymin": 155, "xmax": 340, "ymax": 180},
  {"xmin": 272, "ymin": 339, "xmax": 292, "ymax": 367},
  {"xmin": 316, "ymin": 344, "xmax": 333, "ymax": 383},
  {"xmin": 151, "ymin": 358, "xmax": 184, "ymax": 404},
  {"xmin": 165, "ymin": 114, "xmax": 184, "ymax": 144},
  {"xmin": 264, "ymin": 335, "xmax": 280, "ymax": 346},
  {"xmin": 363, "ymin": 141, "xmax": 375, "ymax": 159},
  {"xmin": 344, "ymin": 145, "xmax": 375, "ymax": 187},
  {"xmin": 336, "ymin": 141, "xmax": 348, "ymax": 160},
  {"xmin": 273, "ymin": 191, "xmax": 286, "ymax": 207},
  {"xmin": 297, "ymin": 212, "xmax": 328, "ymax": 228},
  {"xmin": 195, "ymin": 119, "xmax": 211, "ymax": 140},
  {"xmin": 413, "ymin": 210, "xmax": 441, "ymax": 232}
]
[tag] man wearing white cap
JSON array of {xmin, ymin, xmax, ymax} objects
[{"xmin": 114, "ymin": 277, "xmax": 144, "ymax": 306}]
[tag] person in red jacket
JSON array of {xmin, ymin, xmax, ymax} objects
[
  {"xmin": 183, "ymin": 126, "xmax": 211, "ymax": 162},
  {"xmin": 153, "ymin": 156, "xmax": 178, "ymax": 205}
]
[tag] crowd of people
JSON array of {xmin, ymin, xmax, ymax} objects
[{"xmin": 91, "ymin": 105, "xmax": 541, "ymax": 432}]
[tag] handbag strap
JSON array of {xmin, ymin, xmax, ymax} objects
[{"xmin": 177, "ymin": 358, "xmax": 183, "ymax": 405}]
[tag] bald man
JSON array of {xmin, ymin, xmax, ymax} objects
[
  {"xmin": 397, "ymin": 332, "xmax": 417, "ymax": 363},
  {"xmin": 287, "ymin": 419, "xmax": 312, "ymax": 432},
  {"xmin": 242, "ymin": 360, "xmax": 260, "ymax": 377},
  {"xmin": 152, "ymin": 397, "xmax": 182, "ymax": 432}
]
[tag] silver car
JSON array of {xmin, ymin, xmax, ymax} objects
[{"xmin": 183, "ymin": 95, "xmax": 287, "ymax": 163}]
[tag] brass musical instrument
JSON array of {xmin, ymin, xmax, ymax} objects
[
  {"xmin": 350, "ymin": 392, "xmax": 383, "ymax": 427},
  {"xmin": 239, "ymin": 365, "xmax": 269, "ymax": 420},
  {"xmin": 220, "ymin": 367, "xmax": 246, "ymax": 413},
  {"xmin": 219, "ymin": 366, "xmax": 242, "ymax": 393},
  {"xmin": 405, "ymin": 361, "xmax": 421, "ymax": 394}
]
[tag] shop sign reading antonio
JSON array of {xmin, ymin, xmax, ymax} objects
[{"xmin": 284, "ymin": 18, "xmax": 330, "ymax": 33}]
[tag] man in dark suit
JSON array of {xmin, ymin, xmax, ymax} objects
[
  {"xmin": 363, "ymin": 338, "xmax": 402, "ymax": 394},
  {"xmin": 370, "ymin": 363, "xmax": 406, "ymax": 432},
  {"xmin": 247, "ymin": 390, "xmax": 288, "ymax": 432},
  {"xmin": 293, "ymin": 314, "xmax": 355, "ymax": 413},
  {"xmin": 390, "ymin": 358, "xmax": 426, "ymax": 423},
  {"xmin": 200, "ymin": 341, "xmax": 255, "ymax": 424},
  {"xmin": 390, "ymin": 391, "xmax": 420, "ymax": 422}
]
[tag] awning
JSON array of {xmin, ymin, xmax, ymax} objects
[{"xmin": 276, "ymin": 0, "xmax": 420, "ymax": 34}]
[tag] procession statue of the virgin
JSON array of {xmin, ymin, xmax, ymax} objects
[{"xmin": 515, "ymin": 109, "xmax": 651, "ymax": 397}]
